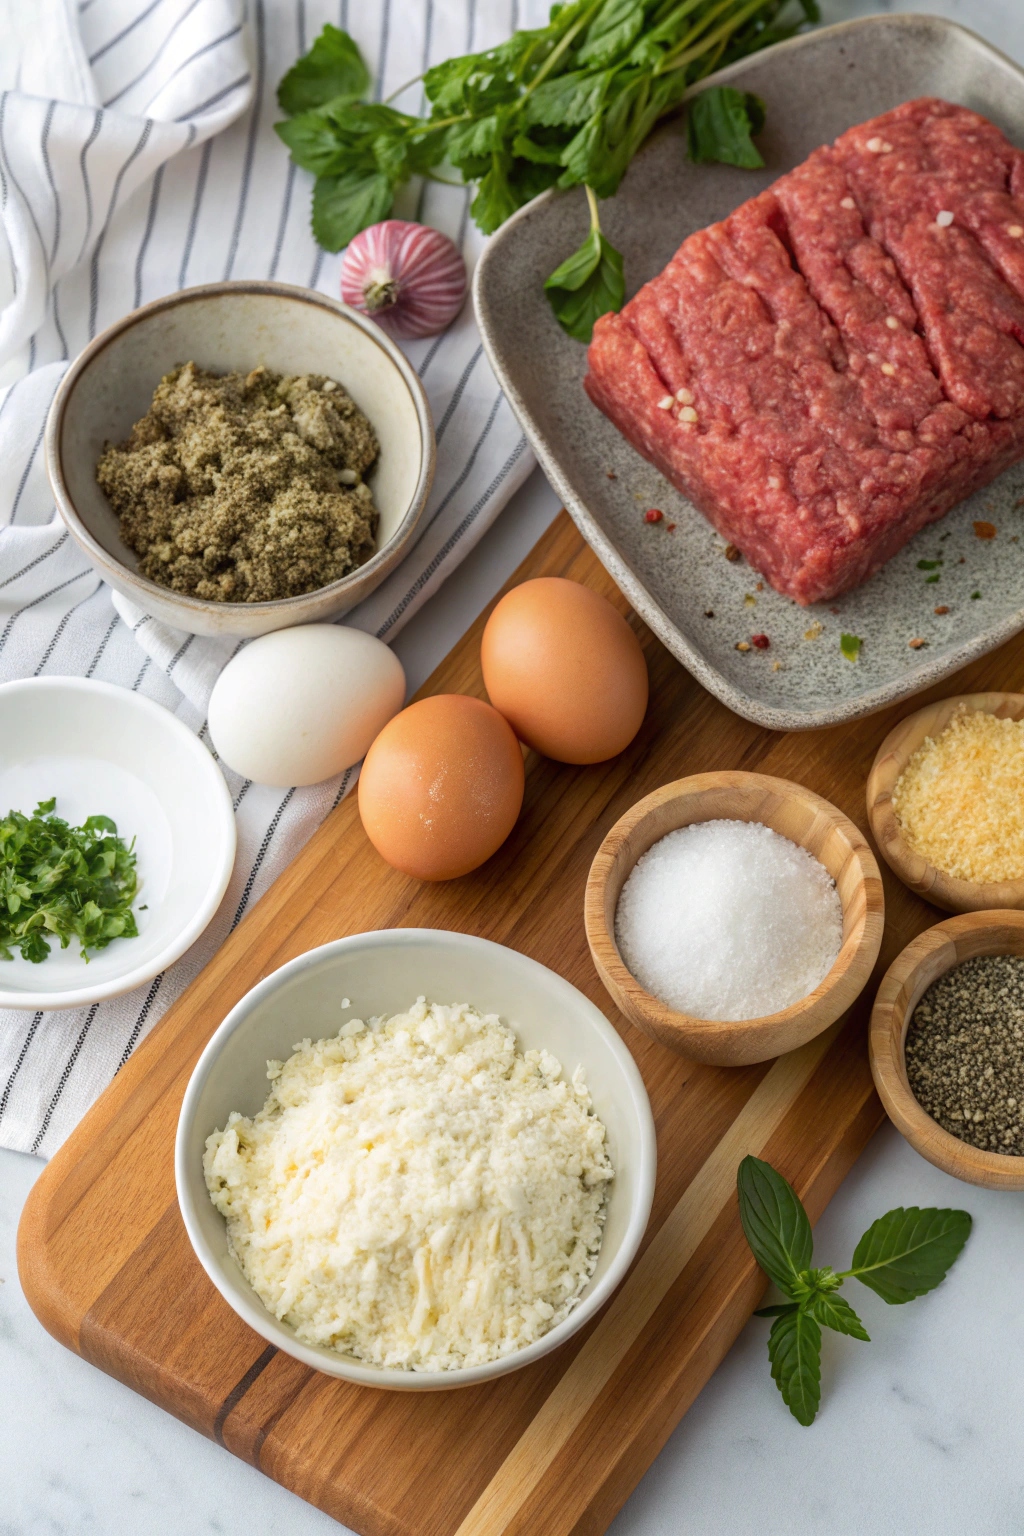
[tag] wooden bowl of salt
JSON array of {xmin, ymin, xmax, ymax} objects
[
  {"xmin": 585, "ymin": 771, "xmax": 885, "ymax": 1067},
  {"xmin": 866, "ymin": 691, "xmax": 1024, "ymax": 915}
]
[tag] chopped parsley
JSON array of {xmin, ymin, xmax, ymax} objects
[
  {"xmin": 840, "ymin": 632, "xmax": 863, "ymax": 663},
  {"xmin": 0, "ymin": 799, "xmax": 139, "ymax": 964}
]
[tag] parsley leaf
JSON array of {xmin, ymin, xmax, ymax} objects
[
  {"xmin": 277, "ymin": 24, "xmax": 370, "ymax": 115},
  {"xmin": 687, "ymin": 86, "xmax": 766, "ymax": 169},
  {"xmin": 312, "ymin": 169, "xmax": 395, "ymax": 252},
  {"xmin": 0, "ymin": 799, "xmax": 139, "ymax": 964},
  {"xmin": 544, "ymin": 186, "xmax": 624, "ymax": 342}
]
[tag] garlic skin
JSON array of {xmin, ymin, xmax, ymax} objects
[{"xmin": 340, "ymin": 220, "xmax": 467, "ymax": 340}]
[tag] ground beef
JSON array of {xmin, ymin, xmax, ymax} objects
[
  {"xmin": 585, "ymin": 98, "xmax": 1024, "ymax": 606},
  {"xmin": 97, "ymin": 363, "xmax": 379, "ymax": 604}
]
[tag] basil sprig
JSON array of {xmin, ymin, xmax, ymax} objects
[
  {"xmin": 276, "ymin": 2, "xmax": 819, "ymax": 334},
  {"xmin": 738, "ymin": 1156, "xmax": 971, "ymax": 1426}
]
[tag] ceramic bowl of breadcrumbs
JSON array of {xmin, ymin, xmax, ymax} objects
[{"xmin": 45, "ymin": 281, "xmax": 436, "ymax": 638}]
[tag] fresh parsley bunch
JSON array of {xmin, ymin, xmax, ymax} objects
[
  {"xmin": 738, "ymin": 1155, "xmax": 972, "ymax": 1425},
  {"xmin": 276, "ymin": 0, "xmax": 820, "ymax": 339},
  {"xmin": 0, "ymin": 799, "xmax": 139, "ymax": 964}
]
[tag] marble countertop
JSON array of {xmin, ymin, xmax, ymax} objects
[{"xmin": 6, "ymin": 2, "xmax": 1024, "ymax": 1530}]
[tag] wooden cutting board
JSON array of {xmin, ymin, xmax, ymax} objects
[{"xmin": 19, "ymin": 511, "xmax": 1019, "ymax": 1536}]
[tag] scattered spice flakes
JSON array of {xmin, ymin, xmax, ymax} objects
[
  {"xmin": 971, "ymin": 590, "xmax": 982, "ymax": 600},
  {"xmin": 772, "ymin": 660, "xmax": 782, "ymax": 671},
  {"xmin": 917, "ymin": 558, "xmax": 942, "ymax": 570},
  {"xmin": 909, "ymin": 637, "xmax": 927, "ymax": 649},
  {"xmin": 644, "ymin": 508, "xmax": 663, "ymax": 524},
  {"xmin": 735, "ymin": 640, "xmax": 751, "ymax": 652},
  {"xmin": 974, "ymin": 520, "xmax": 997, "ymax": 539},
  {"xmin": 704, "ymin": 609, "xmax": 715, "ymax": 619},
  {"xmin": 756, "ymin": 581, "xmax": 764, "ymax": 592},
  {"xmin": 925, "ymin": 573, "xmax": 941, "ymax": 584},
  {"xmin": 744, "ymin": 593, "xmax": 757, "ymax": 607},
  {"xmin": 724, "ymin": 543, "xmax": 741, "ymax": 562},
  {"xmin": 1012, "ymin": 536, "xmax": 1020, "ymax": 544},
  {"xmin": 666, "ymin": 521, "xmax": 676, "ymax": 532},
  {"xmin": 957, "ymin": 556, "xmax": 966, "ymax": 564},
  {"xmin": 803, "ymin": 620, "xmax": 823, "ymax": 640},
  {"xmin": 829, "ymin": 606, "xmax": 840, "ymax": 615},
  {"xmin": 606, "ymin": 469, "xmax": 617, "ymax": 480},
  {"xmin": 751, "ymin": 633, "xmax": 770, "ymax": 649},
  {"xmin": 934, "ymin": 605, "xmax": 949, "ymax": 615},
  {"xmin": 840, "ymin": 632, "xmax": 863, "ymax": 662}
]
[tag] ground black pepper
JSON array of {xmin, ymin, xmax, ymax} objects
[{"xmin": 906, "ymin": 954, "xmax": 1024, "ymax": 1154}]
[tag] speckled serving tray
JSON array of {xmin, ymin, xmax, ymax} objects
[{"xmin": 475, "ymin": 14, "xmax": 1024, "ymax": 730}]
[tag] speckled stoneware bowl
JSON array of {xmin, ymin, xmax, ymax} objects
[
  {"xmin": 475, "ymin": 14, "xmax": 1024, "ymax": 731},
  {"xmin": 46, "ymin": 281, "xmax": 436, "ymax": 639}
]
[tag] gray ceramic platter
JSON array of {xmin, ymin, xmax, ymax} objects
[{"xmin": 474, "ymin": 15, "xmax": 1024, "ymax": 731}]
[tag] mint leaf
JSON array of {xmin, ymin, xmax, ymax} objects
[
  {"xmin": 687, "ymin": 87, "xmax": 766, "ymax": 170},
  {"xmin": 767, "ymin": 1308, "xmax": 821, "ymax": 1426},
  {"xmin": 277, "ymin": 25, "xmax": 370, "ymax": 116},
  {"xmin": 312, "ymin": 169, "xmax": 393, "ymax": 251},
  {"xmin": 470, "ymin": 155, "xmax": 522, "ymax": 235},
  {"xmin": 520, "ymin": 69, "xmax": 612, "ymax": 129},
  {"xmin": 848, "ymin": 1208, "xmax": 972, "ymax": 1305},
  {"xmin": 544, "ymin": 220, "xmax": 624, "ymax": 342},
  {"xmin": 275, "ymin": 112, "xmax": 357, "ymax": 177},
  {"xmin": 736, "ymin": 1155, "xmax": 813, "ymax": 1299},
  {"xmin": 808, "ymin": 1292, "xmax": 870, "ymax": 1341}
]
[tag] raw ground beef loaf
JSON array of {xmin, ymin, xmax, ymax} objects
[{"xmin": 585, "ymin": 99, "xmax": 1024, "ymax": 606}]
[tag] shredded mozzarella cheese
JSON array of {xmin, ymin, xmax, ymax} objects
[{"xmin": 204, "ymin": 998, "xmax": 613, "ymax": 1371}]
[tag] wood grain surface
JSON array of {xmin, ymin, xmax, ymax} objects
[
  {"xmin": 866, "ymin": 692, "xmax": 1024, "ymax": 913},
  {"xmin": 19, "ymin": 511, "xmax": 1024, "ymax": 1536},
  {"xmin": 869, "ymin": 909, "xmax": 1024, "ymax": 1191},
  {"xmin": 584, "ymin": 771, "xmax": 884, "ymax": 1065}
]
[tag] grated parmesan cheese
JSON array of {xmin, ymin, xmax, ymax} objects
[
  {"xmin": 892, "ymin": 709, "xmax": 1024, "ymax": 882},
  {"xmin": 203, "ymin": 998, "xmax": 613, "ymax": 1371}
]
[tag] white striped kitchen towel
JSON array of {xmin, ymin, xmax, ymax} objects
[{"xmin": 0, "ymin": 0, "xmax": 547, "ymax": 1157}]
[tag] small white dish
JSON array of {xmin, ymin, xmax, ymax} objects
[
  {"xmin": 176, "ymin": 928, "xmax": 657, "ymax": 1392},
  {"xmin": 46, "ymin": 281, "xmax": 436, "ymax": 639},
  {"xmin": 0, "ymin": 678, "xmax": 235, "ymax": 1010}
]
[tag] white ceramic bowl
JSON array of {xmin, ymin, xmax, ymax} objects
[
  {"xmin": 45, "ymin": 281, "xmax": 436, "ymax": 638},
  {"xmin": 176, "ymin": 929, "xmax": 657, "ymax": 1391},
  {"xmin": 0, "ymin": 678, "xmax": 235, "ymax": 1010}
]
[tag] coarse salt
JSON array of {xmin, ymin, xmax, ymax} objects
[
  {"xmin": 615, "ymin": 820, "xmax": 843, "ymax": 1021},
  {"xmin": 936, "ymin": 210, "xmax": 954, "ymax": 227}
]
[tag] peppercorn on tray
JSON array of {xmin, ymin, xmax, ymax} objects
[{"xmin": 24, "ymin": 512, "xmax": 1024, "ymax": 1536}]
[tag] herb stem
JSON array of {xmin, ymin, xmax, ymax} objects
[
  {"xmin": 520, "ymin": 0, "xmax": 606, "ymax": 102},
  {"xmin": 585, "ymin": 182, "xmax": 601, "ymax": 232},
  {"xmin": 658, "ymin": 0, "xmax": 776, "ymax": 75}
]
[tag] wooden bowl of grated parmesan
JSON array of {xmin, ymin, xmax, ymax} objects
[{"xmin": 867, "ymin": 693, "xmax": 1024, "ymax": 915}]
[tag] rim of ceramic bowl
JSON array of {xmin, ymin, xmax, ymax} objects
[
  {"xmin": 175, "ymin": 928, "xmax": 658, "ymax": 1391},
  {"xmin": 44, "ymin": 280, "xmax": 436, "ymax": 624},
  {"xmin": 0, "ymin": 677, "xmax": 236, "ymax": 1010}
]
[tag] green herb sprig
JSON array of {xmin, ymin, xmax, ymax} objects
[
  {"xmin": 0, "ymin": 799, "xmax": 139, "ymax": 964},
  {"xmin": 738, "ymin": 1156, "xmax": 971, "ymax": 1425},
  {"xmin": 276, "ymin": 0, "xmax": 820, "ymax": 338}
]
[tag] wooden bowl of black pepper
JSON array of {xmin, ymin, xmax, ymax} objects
[{"xmin": 870, "ymin": 910, "xmax": 1024, "ymax": 1190}]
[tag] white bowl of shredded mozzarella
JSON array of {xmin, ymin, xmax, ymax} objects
[{"xmin": 176, "ymin": 930, "xmax": 656, "ymax": 1389}]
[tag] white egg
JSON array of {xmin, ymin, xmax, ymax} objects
[{"xmin": 208, "ymin": 625, "xmax": 406, "ymax": 787}]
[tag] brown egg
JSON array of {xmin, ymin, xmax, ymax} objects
[
  {"xmin": 481, "ymin": 577, "xmax": 648, "ymax": 764},
  {"xmin": 358, "ymin": 694, "xmax": 525, "ymax": 880}
]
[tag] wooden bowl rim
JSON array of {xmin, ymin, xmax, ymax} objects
[
  {"xmin": 868, "ymin": 909, "xmax": 1024, "ymax": 1189},
  {"xmin": 866, "ymin": 691, "xmax": 1024, "ymax": 912},
  {"xmin": 585, "ymin": 769, "xmax": 884, "ymax": 1048}
]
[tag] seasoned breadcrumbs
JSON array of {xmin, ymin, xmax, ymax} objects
[
  {"xmin": 97, "ymin": 363, "xmax": 380, "ymax": 603},
  {"xmin": 892, "ymin": 708, "xmax": 1024, "ymax": 882}
]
